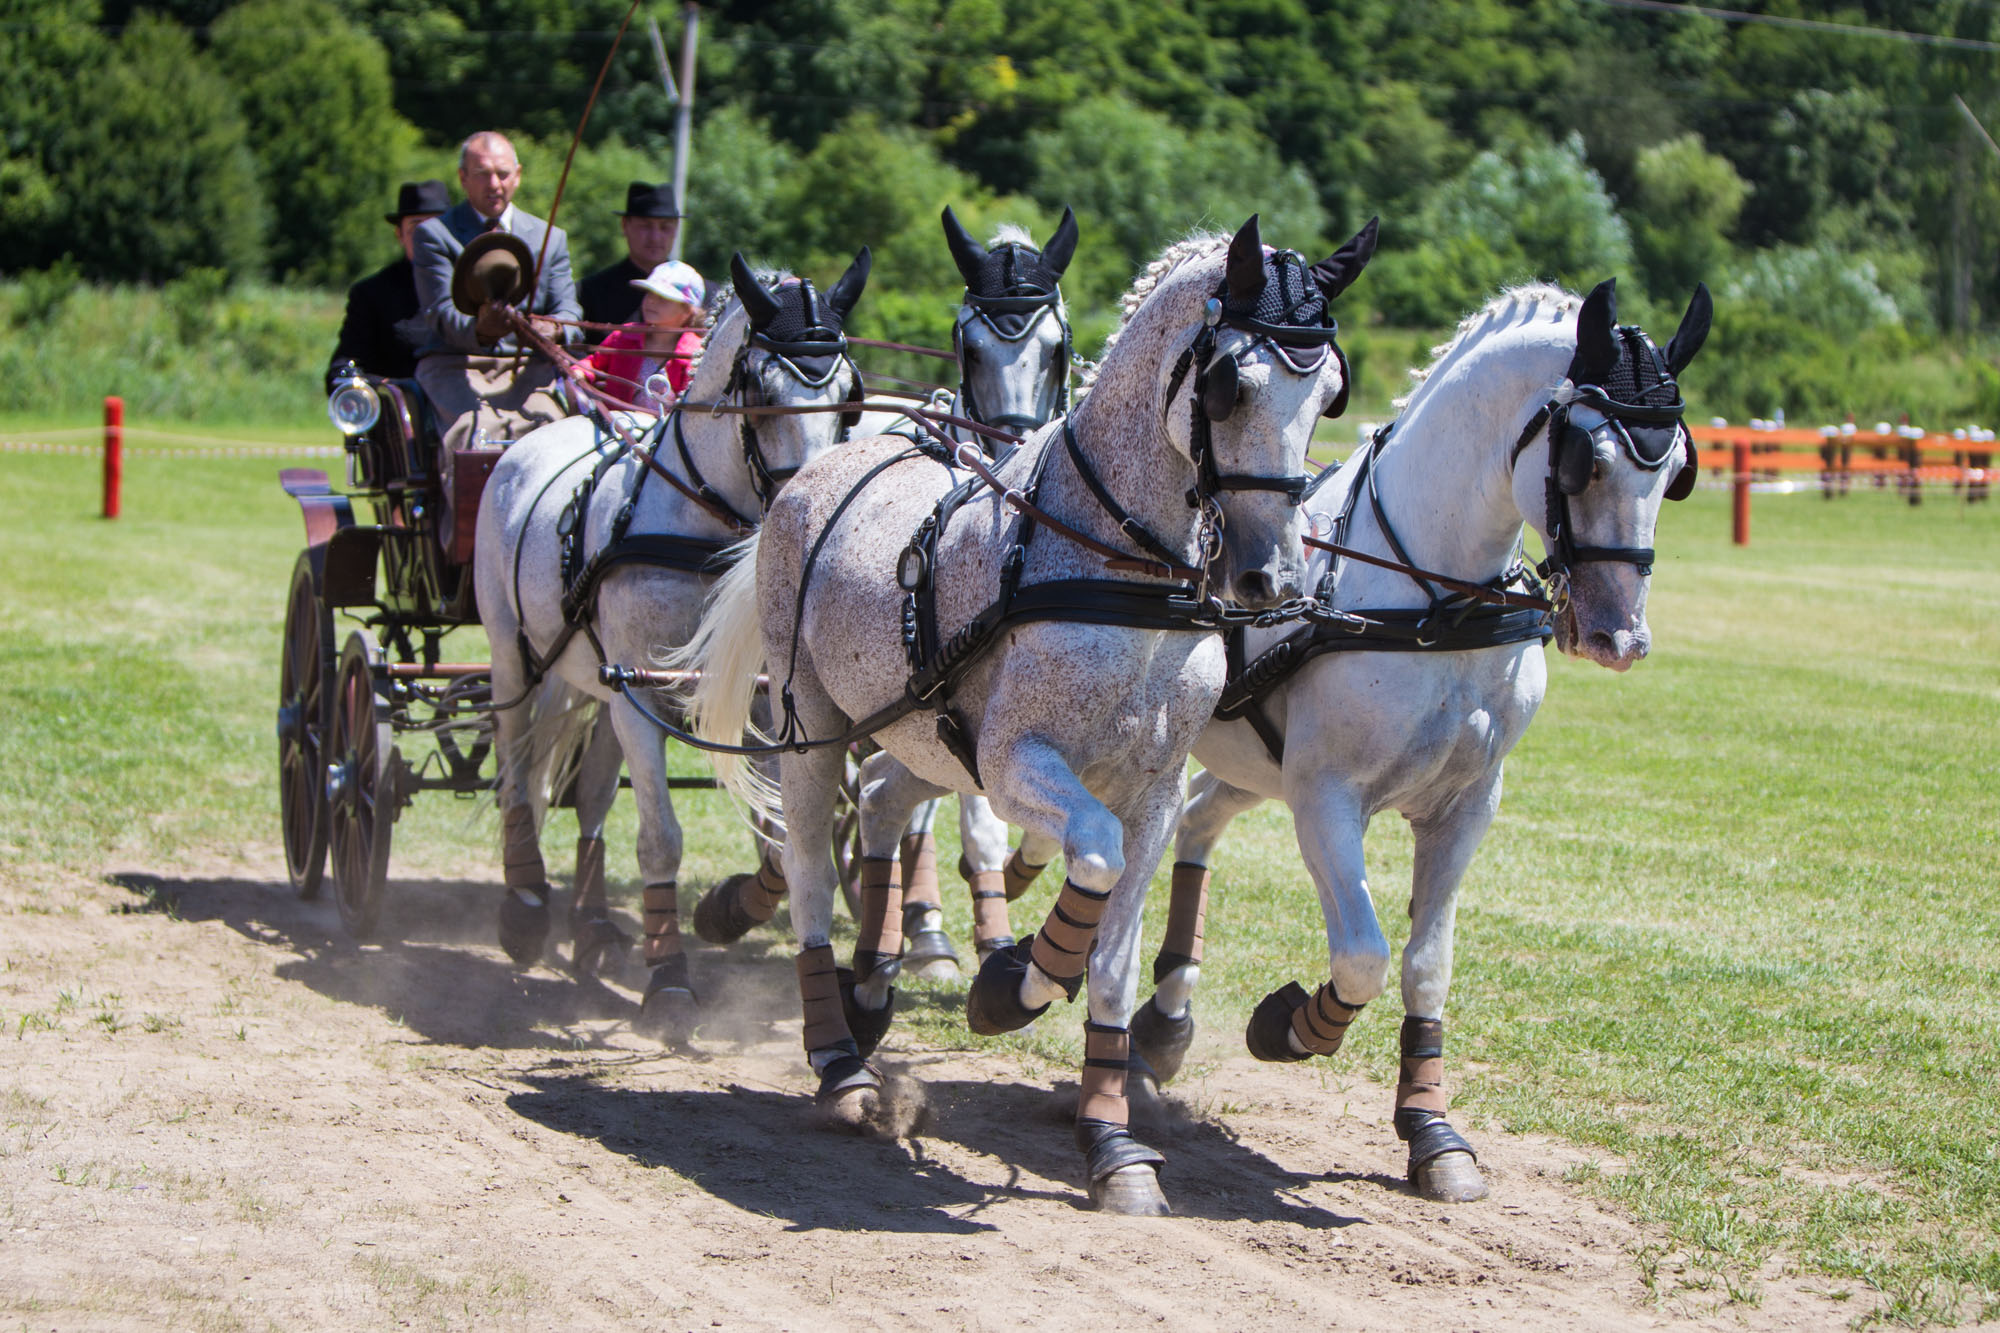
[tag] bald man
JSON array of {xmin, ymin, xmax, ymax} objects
[{"xmin": 410, "ymin": 131, "xmax": 582, "ymax": 452}]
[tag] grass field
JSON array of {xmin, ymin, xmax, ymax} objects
[{"xmin": 1, "ymin": 427, "xmax": 1995, "ymax": 1325}]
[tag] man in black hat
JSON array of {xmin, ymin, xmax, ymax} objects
[
  {"xmin": 577, "ymin": 182, "xmax": 684, "ymax": 328},
  {"xmin": 324, "ymin": 178, "xmax": 448, "ymax": 391}
]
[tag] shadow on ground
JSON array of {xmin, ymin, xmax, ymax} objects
[{"xmin": 108, "ymin": 869, "xmax": 1367, "ymax": 1233}]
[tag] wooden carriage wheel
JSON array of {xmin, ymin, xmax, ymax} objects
[
  {"xmin": 327, "ymin": 633, "xmax": 396, "ymax": 940},
  {"xmin": 278, "ymin": 553, "xmax": 334, "ymax": 899}
]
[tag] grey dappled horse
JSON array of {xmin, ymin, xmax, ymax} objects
[
  {"xmin": 472, "ymin": 250, "xmax": 871, "ymax": 1040},
  {"xmin": 1134, "ymin": 278, "xmax": 1711, "ymax": 1203},
  {"xmin": 692, "ymin": 208, "xmax": 1083, "ymax": 976},
  {"xmin": 676, "ymin": 215, "xmax": 1376, "ymax": 1215}
]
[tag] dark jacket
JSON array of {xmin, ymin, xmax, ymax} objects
[
  {"xmin": 411, "ymin": 201, "xmax": 581, "ymax": 357},
  {"xmin": 325, "ymin": 256, "xmax": 424, "ymax": 389},
  {"xmin": 580, "ymin": 256, "xmax": 645, "ymax": 329}
]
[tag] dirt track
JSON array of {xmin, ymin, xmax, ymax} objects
[{"xmin": 1, "ymin": 858, "xmax": 1883, "ymax": 1331}]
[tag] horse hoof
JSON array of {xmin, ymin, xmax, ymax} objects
[
  {"xmin": 1130, "ymin": 998, "xmax": 1194, "ymax": 1086},
  {"xmin": 837, "ymin": 966, "xmax": 896, "ymax": 1059},
  {"xmin": 1090, "ymin": 1165, "xmax": 1171, "ymax": 1216},
  {"xmin": 569, "ymin": 915, "xmax": 631, "ymax": 981},
  {"xmin": 814, "ymin": 1054, "xmax": 884, "ymax": 1133},
  {"xmin": 692, "ymin": 873, "xmax": 758, "ymax": 944},
  {"xmin": 1412, "ymin": 1150, "xmax": 1488, "ymax": 1203},
  {"xmin": 498, "ymin": 888, "xmax": 551, "ymax": 969},
  {"xmin": 636, "ymin": 956, "xmax": 699, "ymax": 1044},
  {"xmin": 965, "ymin": 937, "xmax": 1049, "ymax": 1036},
  {"xmin": 903, "ymin": 926, "xmax": 961, "ymax": 981}
]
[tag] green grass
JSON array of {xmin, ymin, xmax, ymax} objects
[{"xmin": 1, "ymin": 432, "xmax": 1997, "ymax": 1322}]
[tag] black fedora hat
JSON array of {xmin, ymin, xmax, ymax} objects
[
  {"xmin": 385, "ymin": 179, "xmax": 450, "ymax": 223},
  {"xmin": 615, "ymin": 181, "xmax": 682, "ymax": 219}
]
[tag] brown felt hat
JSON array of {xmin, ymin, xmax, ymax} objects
[{"xmin": 450, "ymin": 231, "xmax": 535, "ymax": 314}]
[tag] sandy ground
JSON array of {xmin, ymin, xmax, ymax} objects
[{"xmin": 0, "ymin": 857, "xmax": 1902, "ymax": 1332}]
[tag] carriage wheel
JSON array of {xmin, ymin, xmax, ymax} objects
[
  {"xmin": 833, "ymin": 748, "xmax": 864, "ymax": 920},
  {"xmin": 327, "ymin": 633, "xmax": 396, "ymax": 940},
  {"xmin": 278, "ymin": 553, "xmax": 334, "ymax": 899}
]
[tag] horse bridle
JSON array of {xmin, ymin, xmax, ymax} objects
[
  {"xmin": 1512, "ymin": 345, "xmax": 1697, "ymax": 584},
  {"xmin": 1162, "ymin": 289, "xmax": 1352, "ymax": 514},
  {"xmin": 719, "ymin": 325, "xmax": 864, "ymax": 508},
  {"xmin": 952, "ymin": 285, "xmax": 1073, "ymax": 436}
]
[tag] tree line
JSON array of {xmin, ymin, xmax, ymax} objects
[{"xmin": 4, "ymin": 0, "xmax": 1998, "ymax": 423}]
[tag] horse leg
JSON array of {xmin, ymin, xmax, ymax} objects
[
  {"xmin": 1072, "ymin": 781, "xmax": 1181, "ymax": 1216},
  {"xmin": 1131, "ymin": 769, "xmax": 1264, "ymax": 1089},
  {"xmin": 1002, "ymin": 825, "xmax": 1056, "ymax": 904},
  {"xmin": 566, "ymin": 708, "xmax": 631, "ymax": 979},
  {"xmin": 842, "ymin": 752, "xmax": 948, "ymax": 1055},
  {"xmin": 604, "ymin": 694, "xmax": 693, "ymax": 1042},
  {"xmin": 489, "ymin": 646, "xmax": 552, "ymax": 969},
  {"xmin": 776, "ymin": 682, "xmax": 889, "ymax": 1130},
  {"xmin": 897, "ymin": 798, "xmax": 960, "ymax": 980},
  {"xmin": 957, "ymin": 794, "xmax": 1016, "ymax": 961},
  {"xmin": 966, "ymin": 740, "xmax": 1126, "ymax": 1034},
  {"xmin": 1242, "ymin": 774, "xmax": 1390, "ymax": 1068},
  {"xmin": 690, "ymin": 764, "xmax": 790, "ymax": 945},
  {"xmin": 1397, "ymin": 773, "xmax": 1504, "ymax": 1204}
]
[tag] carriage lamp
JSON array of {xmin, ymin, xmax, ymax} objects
[{"xmin": 326, "ymin": 376, "xmax": 381, "ymax": 436}]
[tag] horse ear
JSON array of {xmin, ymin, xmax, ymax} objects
[
  {"xmin": 731, "ymin": 252, "xmax": 779, "ymax": 329},
  {"xmin": 826, "ymin": 246, "xmax": 872, "ymax": 322},
  {"xmin": 1665, "ymin": 282, "xmax": 1712, "ymax": 375},
  {"xmin": 1041, "ymin": 206, "xmax": 1079, "ymax": 279},
  {"xmin": 941, "ymin": 207, "xmax": 985, "ymax": 289},
  {"xmin": 1310, "ymin": 215, "xmax": 1379, "ymax": 302},
  {"xmin": 1226, "ymin": 214, "xmax": 1265, "ymax": 309},
  {"xmin": 1574, "ymin": 278, "xmax": 1619, "ymax": 383}
]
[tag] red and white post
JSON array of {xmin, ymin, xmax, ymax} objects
[{"xmin": 102, "ymin": 395, "xmax": 123, "ymax": 520}]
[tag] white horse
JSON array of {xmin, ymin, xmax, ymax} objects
[
  {"xmin": 690, "ymin": 208, "xmax": 1083, "ymax": 977},
  {"xmin": 677, "ymin": 215, "xmax": 1377, "ymax": 1215},
  {"xmin": 1129, "ymin": 277, "xmax": 1710, "ymax": 1203},
  {"xmin": 471, "ymin": 249, "xmax": 872, "ymax": 1041}
]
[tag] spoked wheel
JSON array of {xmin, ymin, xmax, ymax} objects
[
  {"xmin": 327, "ymin": 632, "xmax": 397, "ymax": 940},
  {"xmin": 278, "ymin": 553, "xmax": 334, "ymax": 899},
  {"xmin": 833, "ymin": 747, "xmax": 864, "ymax": 920}
]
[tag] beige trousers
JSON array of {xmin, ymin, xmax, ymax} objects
[{"xmin": 415, "ymin": 354, "xmax": 568, "ymax": 451}]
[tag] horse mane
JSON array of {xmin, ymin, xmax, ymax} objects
[
  {"xmin": 684, "ymin": 266, "xmax": 792, "ymax": 386},
  {"xmin": 1081, "ymin": 230, "xmax": 1228, "ymax": 391},
  {"xmin": 988, "ymin": 222, "xmax": 1036, "ymax": 249},
  {"xmin": 1395, "ymin": 283, "xmax": 1581, "ymax": 410}
]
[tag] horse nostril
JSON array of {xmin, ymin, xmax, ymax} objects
[{"xmin": 1234, "ymin": 569, "xmax": 1277, "ymax": 606}]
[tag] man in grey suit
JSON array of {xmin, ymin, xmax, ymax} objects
[{"xmin": 411, "ymin": 131, "xmax": 582, "ymax": 451}]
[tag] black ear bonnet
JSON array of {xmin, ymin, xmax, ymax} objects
[
  {"xmin": 729, "ymin": 250, "xmax": 869, "ymax": 433},
  {"xmin": 943, "ymin": 206, "xmax": 1077, "ymax": 430},
  {"xmin": 1554, "ymin": 280, "xmax": 1707, "ymax": 503}
]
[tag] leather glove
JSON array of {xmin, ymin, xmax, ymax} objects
[{"xmin": 474, "ymin": 302, "xmax": 513, "ymax": 344}]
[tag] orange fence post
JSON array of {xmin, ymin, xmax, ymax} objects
[
  {"xmin": 1731, "ymin": 438, "xmax": 1750, "ymax": 546},
  {"xmin": 102, "ymin": 395, "xmax": 123, "ymax": 520}
]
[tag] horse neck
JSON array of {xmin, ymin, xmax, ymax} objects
[
  {"xmin": 1368, "ymin": 317, "xmax": 1575, "ymax": 581},
  {"xmin": 673, "ymin": 310, "xmax": 763, "ymax": 522},
  {"xmin": 1052, "ymin": 346, "xmax": 1197, "ymax": 569}
]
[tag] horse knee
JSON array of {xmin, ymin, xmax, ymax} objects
[
  {"xmin": 636, "ymin": 818, "xmax": 684, "ymax": 883},
  {"xmin": 1061, "ymin": 811, "xmax": 1124, "ymax": 894}
]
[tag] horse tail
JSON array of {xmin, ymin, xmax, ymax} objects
[
  {"xmin": 659, "ymin": 532, "xmax": 781, "ymax": 829},
  {"xmin": 518, "ymin": 675, "xmax": 602, "ymax": 833}
]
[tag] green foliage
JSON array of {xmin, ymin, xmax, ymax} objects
[
  {"xmin": 60, "ymin": 14, "xmax": 268, "ymax": 281},
  {"xmin": 1629, "ymin": 134, "xmax": 1746, "ymax": 302},
  {"xmin": 208, "ymin": 0, "xmax": 416, "ymax": 285},
  {"xmin": 1371, "ymin": 133, "xmax": 1632, "ymax": 325},
  {"xmin": 1028, "ymin": 95, "xmax": 1327, "ymax": 307}
]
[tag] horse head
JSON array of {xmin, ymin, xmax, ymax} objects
[
  {"xmin": 718, "ymin": 248, "xmax": 872, "ymax": 507},
  {"xmin": 1529, "ymin": 278, "xmax": 1711, "ymax": 669},
  {"xmin": 1157, "ymin": 214, "xmax": 1378, "ymax": 609},
  {"xmin": 942, "ymin": 205, "xmax": 1078, "ymax": 435}
]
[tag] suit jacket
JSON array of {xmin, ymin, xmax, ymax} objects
[
  {"xmin": 579, "ymin": 256, "xmax": 645, "ymax": 329},
  {"xmin": 411, "ymin": 201, "xmax": 582, "ymax": 357},
  {"xmin": 325, "ymin": 256, "xmax": 424, "ymax": 390}
]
